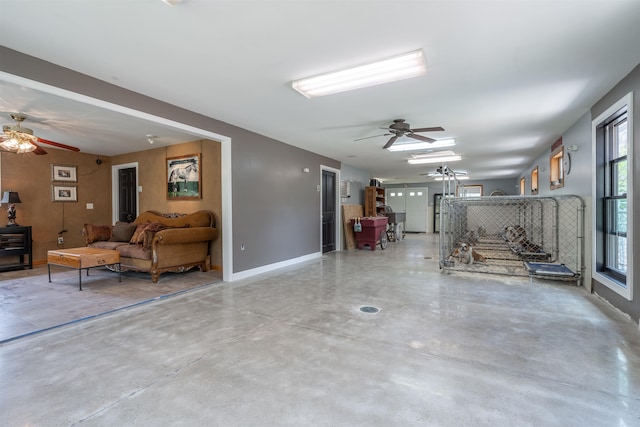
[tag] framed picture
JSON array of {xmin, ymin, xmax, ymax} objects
[
  {"xmin": 52, "ymin": 185, "xmax": 78, "ymax": 202},
  {"xmin": 51, "ymin": 164, "xmax": 77, "ymax": 182},
  {"xmin": 167, "ymin": 153, "xmax": 202, "ymax": 199}
]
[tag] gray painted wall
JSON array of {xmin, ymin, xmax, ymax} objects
[
  {"xmin": 340, "ymin": 163, "xmax": 370, "ymax": 205},
  {"xmin": 519, "ymin": 112, "xmax": 592, "ymax": 197},
  {"xmin": 385, "ymin": 178, "xmax": 518, "ymax": 197},
  {"xmin": 1, "ymin": 47, "xmax": 340, "ymax": 275},
  {"xmin": 590, "ymin": 64, "xmax": 639, "ymax": 324},
  {"xmin": 231, "ymin": 131, "xmax": 339, "ymax": 272},
  {"xmin": 518, "ymin": 64, "xmax": 639, "ymax": 323}
]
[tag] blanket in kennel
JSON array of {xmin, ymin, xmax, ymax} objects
[{"xmin": 524, "ymin": 262, "xmax": 579, "ymax": 279}]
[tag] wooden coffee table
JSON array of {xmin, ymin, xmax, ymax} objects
[{"xmin": 48, "ymin": 247, "xmax": 121, "ymax": 291}]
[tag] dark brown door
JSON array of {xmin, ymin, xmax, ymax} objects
[
  {"xmin": 118, "ymin": 167, "xmax": 137, "ymax": 222},
  {"xmin": 322, "ymin": 170, "xmax": 336, "ymax": 253}
]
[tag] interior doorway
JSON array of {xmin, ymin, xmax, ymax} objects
[
  {"xmin": 322, "ymin": 169, "xmax": 336, "ymax": 253},
  {"xmin": 111, "ymin": 162, "xmax": 139, "ymax": 224}
]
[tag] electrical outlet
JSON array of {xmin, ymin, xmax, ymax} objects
[{"xmin": 57, "ymin": 236, "xmax": 64, "ymax": 244}]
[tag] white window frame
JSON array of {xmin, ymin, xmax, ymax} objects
[{"xmin": 592, "ymin": 92, "xmax": 634, "ymax": 300}]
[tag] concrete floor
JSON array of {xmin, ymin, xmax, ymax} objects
[{"xmin": 1, "ymin": 234, "xmax": 639, "ymax": 426}]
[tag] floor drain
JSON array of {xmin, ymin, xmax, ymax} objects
[{"xmin": 360, "ymin": 306, "xmax": 379, "ymax": 313}]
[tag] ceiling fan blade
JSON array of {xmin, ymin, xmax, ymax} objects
[
  {"xmin": 383, "ymin": 135, "xmax": 399, "ymax": 149},
  {"xmin": 33, "ymin": 145, "xmax": 48, "ymax": 155},
  {"xmin": 410, "ymin": 126, "xmax": 445, "ymax": 133},
  {"xmin": 36, "ymin": 137, "xmax": 80, "ymax": 152},
  {"xmin": 407, "ymin": 133, "xmax": 436, "ymax": 143},
  {"xmin": 354, "ymin": 133, "xmax": 390, "ymax": 141}
]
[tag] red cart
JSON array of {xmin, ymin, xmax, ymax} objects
[{"xmin": 351, "ymin": 216, "xmax": 388, "ymax": 251}]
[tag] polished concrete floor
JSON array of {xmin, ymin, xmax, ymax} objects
[{"xmin": 1, "ymin": 234, "xmax": 639, "ymax": 426}]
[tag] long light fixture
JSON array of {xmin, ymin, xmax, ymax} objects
[
  {"xmin": 408, "ymin": 154, "xmax": 461, "ymax": 165},
  {"xmin": 427, "ymin": 170, "xmax": 467, "ymax": 177},
  {"xmin": 387, "ymin": 138, "xmax": 455, "ymax": 152},
  {"xmin": 434, "ymin": 176, "xmax": 469, "ymax": 181},
  {"xmin": 292, "ymin": 49, "xmax": 428, "ymax": 98}
]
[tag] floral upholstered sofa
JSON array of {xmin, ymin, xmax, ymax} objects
[{"xmin": 82, "ymin": 210, "xmax": 218, "ymax": 283}]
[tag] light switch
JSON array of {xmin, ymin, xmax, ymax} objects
[
  {"xmin": 86, "ymin": 203, "xmax": 94, "ymax": 209},
  {"xmin": 138, "ymin": 186, "xmax": 143, "ymax": 192}
]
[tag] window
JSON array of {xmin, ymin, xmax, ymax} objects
[
  {"xmin": 519, "ymin": 177, "xmax": 526, "ymax": 195},
  {"xmin": 592, "ymin": 92, "xmax": 633, "ymax": 300},
  {"xmin": 604, "ymin": 113, "xmax": 628, "ymax": 282},
  {"xmin": 458, "ymin": 185, "xmax": 482, "ymax": 197},
  {"xmin": 531, "ymin": 167, "xmax": 539, "ymax": 195}
]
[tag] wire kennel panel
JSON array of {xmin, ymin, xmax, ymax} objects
[{"xmin": 439, "ymin": 195, "xmax": 585, "ymax": 284}]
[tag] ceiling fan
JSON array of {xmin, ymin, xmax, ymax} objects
[
  {"xmin": 355, "ymin": 119, "xmax": 445, "ymax": 149},
  {"xmin": 0, "ymin": 114, "xmax": 80, "ymax": 155}
]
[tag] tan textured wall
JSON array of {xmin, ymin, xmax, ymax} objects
[
  {"xmin": 0, "ymin": 139, "xmax": 222, "ymax": 271},
  {"xmin": 110, "ymin": 139, "xmax": 222, "ymax": 270},
  {"xmin": 0, "ymin": 150, "xmax": 112, "ymax": 263}
]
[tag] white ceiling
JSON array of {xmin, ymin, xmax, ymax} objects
[{"xmin": 1, "ymin": 0, "xmax": 639, "ymax": 183}]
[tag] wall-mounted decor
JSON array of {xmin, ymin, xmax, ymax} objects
[
  {"xmin": 167, "ymin": 153, "xmax": 201, "ymax": 200},
  {"xmin": 550, "ymin": 146, "xmax": 564, "ymax": 190},
  {"xmin": 52, "ymin": 185, "xmax": 77, "ymax": 202},
  {"xmin": 51, "ymin": 164, "xmax": 77, "ymax": 182},
  {"xmin": 531, "ymin": 166, "xmax": 539, "ymax": 195}
]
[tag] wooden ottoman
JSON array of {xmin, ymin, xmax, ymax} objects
[{"xmin": 48, "ymin": 247, "xmax": 121, "ymax": 291}]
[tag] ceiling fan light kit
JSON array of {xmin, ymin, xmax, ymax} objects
[
  {"xmin": 0, "ymin": 132, "xmax": 38, "ymax": 153},
  {"xmin": 1, "ymin": 115, "xmax": 80, "ymax": 155},
  {"xmin": 292, "ymin": 49, "xmax": 427, "ymax": 98},
  {"xmin": 1, "ymin": 115, "xmax": 38, "ymax": 153}
]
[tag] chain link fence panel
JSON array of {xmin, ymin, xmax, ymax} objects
[{"xmin": 439, "ymin": 195, "xmax": 585, "ymax": 284}]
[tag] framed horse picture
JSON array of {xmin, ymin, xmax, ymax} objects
[{"xmin": 167, "ymin": 153, "xmax": 202, "ymax": 199}]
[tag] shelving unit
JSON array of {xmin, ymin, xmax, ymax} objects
[
  {"xmin": 0, "ymin": 225, "xmax": 33, "ymax": 271},
  {"xmin": 365, "ymin": 186, "xmax": 385, "ymax": 217}
]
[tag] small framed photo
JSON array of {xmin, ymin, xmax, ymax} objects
[
  {"xmin": 52, "ymin": 185, "xmax": 78, "ymax": 202},
  {"xmin": 52, "ymin": 164, "xmax": 77, "ymax": 182}
]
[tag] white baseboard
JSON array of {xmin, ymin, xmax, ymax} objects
[{"xmin": 229, "ymin": 251, "xmax": 322, "ymax": 281}]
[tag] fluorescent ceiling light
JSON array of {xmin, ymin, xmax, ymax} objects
[
  {"xmin": 292, "ymin": 49, "xmax": 427, "ymax": 98},
  {"xmin": 408, "ymin": 155, "xmax": 462, "ymax": 164},
  {"xmin": 387, "ymin": 138, "xmax": 455, "ymax": 152},
  {"xmin": 434, "ymin": 176, "xmax": 469, "ymax": 181},
  {"xmin": 428, "ymin": 170, "xmax": 467, "ymax": 176},
  {"xmin": 411, "ymin": 150, "xmax": 455, "ymax": 158}
]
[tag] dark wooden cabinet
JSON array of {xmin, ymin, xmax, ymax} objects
[{"xmin": 0, "ymin": 226, "xmax": 33, "ymax": 271}]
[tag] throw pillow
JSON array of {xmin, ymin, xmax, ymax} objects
[
  {"xmin": 110, "ymin": 222, "xmax": 137, "ymax": 242},
  {"xmin": 84, "ymin": 224, "xmax": 111, "ymax": 244}
]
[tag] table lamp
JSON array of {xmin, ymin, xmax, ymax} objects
[{"xmin": 1, "ymin": 191, "xmax": 22, "ymax": 226}]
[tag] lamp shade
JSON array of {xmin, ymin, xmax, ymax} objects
[{"xmin": 1, "ymin": 191, "xmax": 21, "ymax": 204}]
